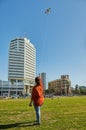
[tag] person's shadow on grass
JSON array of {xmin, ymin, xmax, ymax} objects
[{"xmin": 0, "ymin": 121, "xmax": 39, "ymax": 129}]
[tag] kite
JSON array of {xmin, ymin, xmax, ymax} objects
[{"xmin": 45, "ymin": 8, "xmax": 51, "ymax": 14}]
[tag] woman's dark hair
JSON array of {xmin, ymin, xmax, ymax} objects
[{"xmin": 35, "ymin": 77, "xmax": 40, "ymax": 85}]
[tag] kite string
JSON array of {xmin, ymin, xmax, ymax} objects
[{"xmin": 36, "ymin": 14, "xmax": 49, "ymax": 75}]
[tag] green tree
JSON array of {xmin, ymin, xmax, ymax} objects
[
  {"xmin": 11, "ymin": 80, "xmax": 14, "ymax": 85},
  {"xmin": 79, "ymin": 86, "xmax": 86, "ymax": 95},
  {"xmin": 74, "ymin": 84, "xmax": 80, "ymax": 95}
]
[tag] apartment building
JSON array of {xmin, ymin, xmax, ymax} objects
[{"xmin": 48, "ymin": 75, "xmax": 71, "ymax": 95}]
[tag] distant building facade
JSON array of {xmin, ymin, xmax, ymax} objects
[
  {"xmin": 0, "ymin": 37, "xmax": 36, "ymax": 97},
  {"xmin": 0, "ymin": 80, "xmax": 23, "ymax": 97},
  {"xmin": 48, "ymin": 75, "xmax": 71, "ymax": 95},
  {"xmin": 39, "ymin": 72, "xmax": 46, "ymax": 90}
]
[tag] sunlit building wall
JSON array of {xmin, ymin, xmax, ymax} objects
[
  {"xmin": 8, "ymin": 37, "xmax": 36, "ymax": 95},
  {"xmin": 48, "ymin": 75, "xmax": 71, "ymax": 95}
]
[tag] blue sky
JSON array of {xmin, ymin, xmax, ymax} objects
[{"xmin": 0, "ymin": 0, "xmax": 86, "ymax": 87}]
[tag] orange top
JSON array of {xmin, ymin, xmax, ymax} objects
[{"xmin": 31, "ymin": 84, "xmax": 44, "ymax": 106}]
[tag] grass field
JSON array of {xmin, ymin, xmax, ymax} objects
[{"xmin": 0, "ymin": 96, "xmax": 86, "ymax": 130}]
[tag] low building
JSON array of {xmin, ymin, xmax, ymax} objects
[
  {"xmin": 48, "ymin": 75, "xmax": 71, "ymax": 95},
  {"xmin": 0, "ymin": 80, "xmax": 24, "ymax": 97}
]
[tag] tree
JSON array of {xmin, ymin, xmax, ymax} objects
[
  {"xmin": 74, "ymin": 84, "xmax": 80, "ymax": 95},
  {"xmin": 11, "ymin": 79, "xmax": 14, "ymax": 85},
  {"xmin": 79, "ymin": 86, "xmax": 86, "ymax": 95}
]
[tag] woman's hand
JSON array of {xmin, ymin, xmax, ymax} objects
[{"xmin": 29, "ymin": 101, "xmax": 32, "ymax": 107}]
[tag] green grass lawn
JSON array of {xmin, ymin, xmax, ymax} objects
[{"xmin": 0, "ymin": 96, "xmax": 86, "ymax": 130}]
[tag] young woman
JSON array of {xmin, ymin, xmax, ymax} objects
[{"xmin": 29, "ymin": 77, "xmax": 44, "ymax": 125}]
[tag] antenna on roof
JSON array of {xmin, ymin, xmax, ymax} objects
[{"xmin": 23, "ymin": 32, "xmax": 28, "ymax": 38}]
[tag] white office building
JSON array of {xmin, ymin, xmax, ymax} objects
[{"xmin": 8, "ymin": 37, "xmax": 36, "ymax": 95}]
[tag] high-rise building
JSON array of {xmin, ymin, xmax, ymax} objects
[
  {"xmin": 8, "ymin": 37, "xmax": 36, "ymax": 95},
  {"xmin": 39, "ymin": 72, "xmax": 46, "ymax": 90}
]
